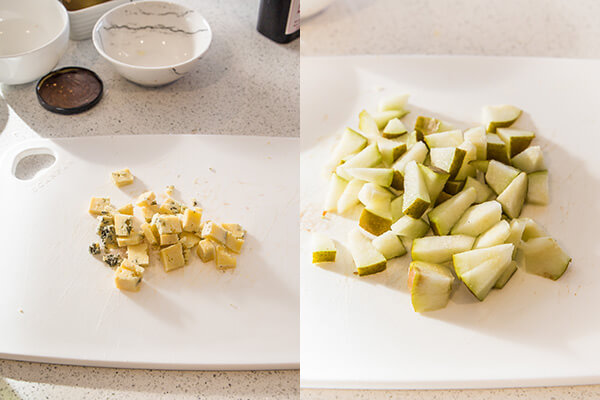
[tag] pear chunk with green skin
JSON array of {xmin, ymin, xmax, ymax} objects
[
  {"xmin": 392, "ymin": 141, "xmax": 428, "ymax": 174},
  {"xmin": 336, "ymin": 143, "xmax": 382, "ymax": 180},
  {"xmin": 418, "ymin": 163, "xmax": 450, "ymax": 204},
  {"xmin": 497, "ymin": 172, "xmax": 528, "ymax": 218},
  {"xmin": 382, "ymin": 118, "xmax": 408, "ymax": 138},
  {"xmin": 391, "ymin": 195, "xmax": 404, "ymax": 222},
  {"xmin": 406, "ymin": 130, "xmax": 422, "ymax": 147},
  {"xmin": 376, "ymin": 137, "xmax": 407, "ymax": 166},
  {"xmin": 481, "ymin": 105, "xmax": 522, "ymax": 133},
  {"xmin": 485, "ymin": 160, "xmax": 520, "ymax": 195},
  {"xmin": 359, "ymin": 208, "xmax": 392, "ymax": 236},
  {"xmin": 430, "ymin": 147, "xmax": 467, "ymax": 178},
  {"xmin": 358, "ymin": 110, "xmax": 380, "ymax": 137},
  {"xmin": 444, "ymin": 180, "xmax": 465, "ymax": 195},
  {"xmin": 474, "ymin": 220, "xmax": 510, "ymax": 249},
  {"xmin": 494, "ymin": 261, "xmax": 517, "ymax": 289},
  {"xmin": 453, "ymin": 244, "xmax": 514, "ymax": 301},
  {"xmin": 423, "ymin": 130, "xmax": 464, "ymax": 148},
  {"xmin": 454, "ymin": 140, "xmax": 477, "ymax": 181},
  {"xmin": 464, "ymin": 126, "xmax": 487, "ymax": 160},
  {"xmin": 415, "ymin": 116, "xmax": 442, "ymax": 136},
  {"xmin": 526, "ymin": 171, "xmax": 549, "ymax": 205},
  {"xmin": 518, "ymin": 236, "xmax": 571, "ymax": 280},
  {"xmin": 408, "ymin": 261, "xmax": 454, "ymax": 312},
  {"xmin": 337, "ymin": 179, "xmax": 366, "ymax": 214},
  {"xmin": 312, "ymin": 233, "xmax": 336, "ymax": 263},
  {"xmin": 511, "ymin": 146, "xmax": 545, "ymax": 173},
  {"xmin": 464, "ymin": 176, "xmax": 494, "ymax": 203},
  {"xmin": 428, "ymin": 187, "xmax": 477, "ymax": 235},
  {"xmin": 434, "ymin": 191, "xmax": 453, "ymax": 206},
  {"xmin": 346, "ymin": 168, "xmax": 393, "ymax": 187},
  {"xmin": 329, "ymin": 128, "xmax": 368, "ymax": 168},
  {"xmin": 372, "ymin": 231, "xmax": 407, "ymax": 260},
  {"xmin": 486, "ymin": 133, "xmax": 511, "ymax": 164},
  {"xmin": 520, "ymin": 218, "xmax": 548, "ymax": 241},
  {"xmin": 506, "ymin": 218, "xmax": 527, "ymax": 248},
  {"xmin": 469, "ymin": 159, "xmax": 489, "ymax": 173},
  {"xmin": 412, "ymin": 235, "xmax": 475, "ymax": 264},
  {"xmin": 379, "ymin": 94, "xmax": 409, "ymax": 112},
  {"xmin": 391, "ymin": 215, "xmax": 430, "ymax": 239},
  {"xmin": 348, "ymin": 228, "xmax": 387, "ymax": 276},
  {"xmin": 497, "ymin": 128, "xmax": 535, "ymax": 157},
  {"xmin": 358, "ymin": 182, "xmax": 393, "ymax": 209},
  {"xmin": 373, "ymin": 110, "xmax": 408, "ymax": 130},
  {"xmin": 451, "ymin": 200, "xmax": 503, "ymax": 237},
  {"xmin": 323, "ymin": 173, "xmax": 348, "ymax": 213},
  {"xmin": 402, "ymin": 161, "xmax": 431, "ymax": 218},
  {"xmin": 391, "ymin": 170, "xmax": 404, "ymax": 191}
]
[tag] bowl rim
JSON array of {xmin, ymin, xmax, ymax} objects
[
  {"xmin": 67, "ymin": 0, "xmax": 132, "ymax": 16},
  {"xmin": 0, "ymin": 0, "xmax": 69, "ymax": 59},
  {"xmin": 92, "ymin": 0, "xmax": 213, "ymax": 70}
]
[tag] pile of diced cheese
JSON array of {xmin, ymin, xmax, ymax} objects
[{"xmin": 88, "ymin": 169, "xmax": 246, "ymax": 292}]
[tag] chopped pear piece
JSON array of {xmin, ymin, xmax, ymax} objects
[
  {"xmin": 474, "ymin": 220, "xmax": 510, "ymax": 249},
  {"xmin": 312, "ymin": 233, "xmax": 337, "ymax": 263},
  {"xmin": 359, "ymin": 208, "xmax": 392, "ymax": 236},
  {"xmin": 428, "ymin": 187, "xmax": 477, "ymax": 235},
  {"xmin": 391, "ymin": 170, "xmax": 404, "ymax": 191},
  {"xmin": 336, "ymin": 143, "xmax": 382, "ymax": 180},
  {"xmin": 392, "ymin": 141, "xmax": 428, "ymax": 174},
  {"xmin": 348, "ymin": 228, "xmax": 387, "ymax": 276},
  {"xmin": 376, "ymin": 137, "xmax": 407, "ymax": 165},
  {"xmin": 346, "ymin": 168, "xmax": 393, "ymax": 187},
  {"xmin": 464, "ymin": 126, "xmax": 487, "ymax": 160},
  {"xmin": 412, "ymin": 235, "xmax": 475, "ymax": 264},
  {"xmin": 423, "ymin": 130, "xmax": 464, "ymax": 148},
  {"xmin": 196, "ymin": 239, "xmax": 215, "ymax": 262},
  {"xmin": 494, "ymin": 261, "xmax": 517, "ymax": 289},
  {"xmin": 373, "ymin": 110, "xmax": 408, "ymax": 130},
  {"xmin": 408, "ymin": 261, "xmax": 454, "ymax": 312},
  {"xmin": 444, "ymin": 180, "xmax": 465, "ymax": 195},
  {"xmin": 391, "ymin": 215, "xmax": 429, "ymax": 239},
  {"xmin": 469, "ymin": 160, "xmax": 489, "ymax": 173},
  {"xmin": 430, "ymin": 147, "xmax": 466, "ymax": 178},
  {"xmin": 453, "ymin": 244, "xmax": 514, "ymax": 301},
  {"xmin": 505, "ymin": 218, "xmax": 527, "ymax": 248},
  {"xmin": 358, "ymin": 183, "xmax": 393, "ymax": 210},
  {"xmin": 511, "ymin": 146, "xmax": 545, "ymax": 173},
  {"xmin": 329, "ymin": 128, "xmax": 368, "ymax": 167},
  {"xmin": 337, "ymin": 179, "xmax": 366, "ymax": 214},
  {"xmin": 497, "ymin": 172, "xmax": 528, "ymax": 218},
  {"xmin": 390, "ymin": 195, "xmax": 404, "ymax": 222},
  {"xmin": 111, "ymin": 168, "xmax": 134, "ymax": 187},
  {"xmin": 464, "ymin": 176, "xmax": 494, "ymax": 203},
  {"xmin": 406, "ymin": 130, "xmax": 422, "ymax": 147},
  {"xmin": 481, "ymin": 105, "xmax": 522, "ymax": 133},
  {"xmin": 527, "ymin": 171, "xmax": 549, "ymax": 205},
  {"xmin": 323, "ymin": 173, "xmax": 348, "ymax": 213},
  {"xmin": 520, "ymin": 218, "xmax": 548, "ymax": 241},
  {"xmin": 378, "ymin": 94, "xmax": 409, "ymax": 112},
  {"xmin": 518, "ymin": 236, "xmax": 571, "ymax": 280},
  {"xmin": 417, "ymin": 163, "xmax": 450, "ymax": 204},
  {"xmin": 454, "ymin": 140, "xmax": 477, "ymax": 181},
  {"xmin": 159, "ymin": 242, "xmax": 185, "ymax": 272},
  {"xmin": 485, "ymin": 160, "xmax": 520, "ymax": 195},
  {"xmin": 414, "ymin": 116, "xmax": 453, "ymax": 135},
  {"xmin": 382, "ymin": 118, "xmax": 408, "ymax": 138},
  {"xmin": 402, "ymin": 161, "xmax": 430, "ymax": 218},
  {"xmin": 434, "ymin": 191, "xmax": 453, "ymax": 206},
  {"xmin": 497, "ymin": 128, "xmax": 535, "ymax": 157},
  {"xmin": 358, "ymin": 110, "xmax": 379, "ymax": 136},
  {"xmin": 372, "ymin": 231, "xmax": 406, "ymax": 260},
  {"xmin": 451, "ymin": 200, "xmax": 503, "ymax": 237},
  {"xmin": 486, "ymin": 133, "xmax": 510, "ymax": 164}
]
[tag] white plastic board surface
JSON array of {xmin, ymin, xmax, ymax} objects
[
  {"xmin": 0, "ymin": 134, "xmax": 299, "ymax": 369},
  {"xmin": 300, "ymin": 55, "xmax": 600, "ymax": 388}
]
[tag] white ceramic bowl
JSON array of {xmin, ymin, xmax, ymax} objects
[
  {"xmin": 68, "ymin": 0, "xmax": 132, "ymax": 41},
  {"xmin": 0, "ymin": 0, "xmax": 70, "ymax": 85},
  {"xmin": 92, "ymin": 1, "xmax": 212, "ymax": 86}
]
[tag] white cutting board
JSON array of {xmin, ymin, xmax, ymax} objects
[
  {"xmin": 300, "ymin": 56, "xmax": 600, "ymax": 388},
  {"xmin": 0, "ymin": 134, "xmax": 299, "ymax": 369}
]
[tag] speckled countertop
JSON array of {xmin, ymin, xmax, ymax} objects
[
  {"xmin": 301, "ymin": 0, "xmax": 600, "ymax": 398},
  {"xmin": 0, "ymin": 0, "xmax": 298, "ymax": 399}
]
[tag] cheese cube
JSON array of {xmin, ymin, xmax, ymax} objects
[
  {"xmin": 215, "ymin": 245, "xmax": 237, "ymax": 269},
  {"xmin": 223, "ymin": 223, "xmax": 246, "ymax": 239},
  {"xmin": 179, "ymin": 232, "xmax": 200, "ymax": 249},
  {"xmin": 111, "ymin": 168, "xmax": 134, "ymax": 187},
  {"xmin": 96, "ymin": 215, "xmax": 114, "ymax": 234},
  {"xmin": 160, "ymin": 242, "xmax": 185, "ymax": 272},
  {"xmin": 89, "ymin": 197, "xmax": 111, "ymax": 215},
  {"xmin": 118, "ymin": 203, "xmax": 134, "ymax": 215},
  {"xmin": 117, "ymin": 234, "xmax": 143, "ymax": 247},
  {"xmin": 159, "ymin": 233, "xmax": 179, "ymax": 246},
  {"xmin": 182, "ymin": 208, "xmax": 203, "ymax": 232},
  {"xmin": 165, "ymin": 185, "xmax": 174, "ymax": 196},
  {"xmin": 196, "ymin": 239, "xmax": 215, "ymax": 262},
  {"xmin": 114, "ymin": 260, "xmax": 144, "ymax": 292},
  {"xmin": 114, "ymin": 214, "xmax": 134, "ymax": 236},
  {"xmin": 225, "ymin": 231, "xmax": 245, "ymax": 254},
  {"xmin": 140, "ymin": 205, "xmax": 158, "ymax": 222},
  {"xmin": 183, "ymin": 248, "xmax": 191, "ymax": 264},
  {"xmin": 154, "ymin": 215, "xmax": 182, "ymax": 234},
  {"xmin": 136, "ymin": 191, "xmax": 157, "ymax": 207},
  {"xmin": 159, "ymin": 197, "xmax": 185, "ymax": 215},
  {"xmin": 127, "ymin": 242, "xmax": 149, "ymax": 267},
  {"xmin": 98, "ymin": 224, "xmax": 117, "ymax": 248},
  {"xmin": 140, "ymin": 222, "xmax": 159, "ymax": 245},
  {"xmin": 201, "ymin": 222, "xmax": 228, "ymax": 245}
]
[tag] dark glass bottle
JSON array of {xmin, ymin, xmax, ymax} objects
[{"xmin": 257, "ymin": 0, "xmax": 300, "ymax": 44}]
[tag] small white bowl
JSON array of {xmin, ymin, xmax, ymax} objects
[
  {"xmin": 0, "ymin": 0, "xmax": 70, "ymax": 85},
  {"xmin": 92, "ymin": 1, "xmax": 212, "ymax": 87},
  {"xmin": 68, "ymin": 0, "xmax": 132, "ymax": 41}
]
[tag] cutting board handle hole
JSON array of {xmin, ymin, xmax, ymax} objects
[{"xmin": 13, "ymin": 149, "xmax": 56, "ymax": 181}]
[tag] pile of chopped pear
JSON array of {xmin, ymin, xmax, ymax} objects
[
  {"xmin": 88, "ymin": 169, "xmax": 246, "ymax": 292},
  {"xmin": 313, "ymin": 95, "xmax": 571, "ymax": 312}
]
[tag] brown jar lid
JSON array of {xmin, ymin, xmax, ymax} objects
[{"xmin": 36, "ymin": 67, "xmax": 103, "ymax": 115}]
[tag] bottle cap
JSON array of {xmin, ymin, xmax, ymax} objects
[{"xmin": 36, "ymin": 67, "xmax": 103, "ymax": 115}]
